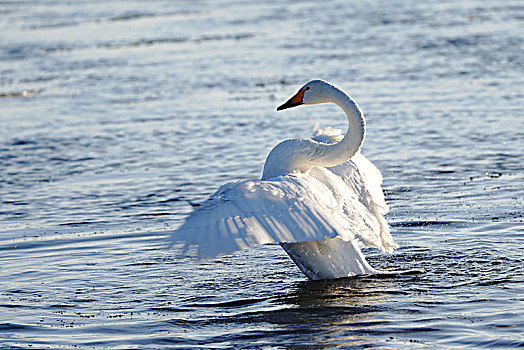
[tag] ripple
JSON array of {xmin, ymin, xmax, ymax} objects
[
  {"xmin": 187, "ymin": 297, "xmax": 269, "ymax": 308},
  {"xmin": 0, "ymin": 89, "xmax": 42, "ymax": 98}
]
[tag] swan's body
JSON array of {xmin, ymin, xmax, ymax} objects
[{"xmin": 170, "ymin": 80, "xmax": 398, "ymax": 280}]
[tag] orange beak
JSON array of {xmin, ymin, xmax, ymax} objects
[{"xmin": 277, "ymin": 88, "xmax": 306, "ymax": 111}]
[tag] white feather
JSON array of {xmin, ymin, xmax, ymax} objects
[{"xmin": 169, "ymin": 80, "xmax": 399, "ymax": 279}]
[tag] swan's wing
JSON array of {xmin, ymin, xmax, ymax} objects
[
  {"xmin": 318, "ymin": 154, "xmax": 397, "ymax": 252},
  {"xmin": 342, "ymin": 153, "xmax": 389, "ymax": 215},
  {"xmin": 169, "ymin": 175, "xmax": 363, "ymax": 258},
  {"xmin": 312, "ymin": 124, "xmax": 388, "ymax": 213},
  {"xmin": 311, "ymin": 124, "xmax": 396, "ymax": 252}
]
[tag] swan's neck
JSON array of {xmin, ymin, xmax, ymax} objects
[
  {"xmin": 261, "ymin": 85, "xmax": 366, "ymax": 180},
  {"xmin": 314, "ymin": 88, "xmax": 366, "ymax": 168}
]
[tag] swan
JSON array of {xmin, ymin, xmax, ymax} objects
[{"xmin": 170, "ymin": 79, "xmax": 398, "ymax": 280}]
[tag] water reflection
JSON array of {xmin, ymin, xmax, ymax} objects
[{"xmin": 267, "ymin": 276, "xmax": 396, "ymax": 348}]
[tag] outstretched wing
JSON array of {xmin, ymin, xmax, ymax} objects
[
  {"xmin": 347, "ymin": 153, "xmax": 389, "ymax": 215},
  {"xmin": 313, "ymin": 126, "xmax": 397, "ymax": 252},
  {"xmin": 170, "ymin": 174, "xmax": 364, "ymax": 258}
]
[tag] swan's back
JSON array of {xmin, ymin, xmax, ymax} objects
[{"xmin": 261, "ymin": 138, "xmax": 322, "ymax": 180}]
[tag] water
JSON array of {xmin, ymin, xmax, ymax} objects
[{"xmin": 1, "ymin": 0, "xmax": 523, "ymax": 348}]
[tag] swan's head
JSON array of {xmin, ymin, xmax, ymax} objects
[{"xmin": 277, "ymin": 80, "xmax": 335, "ymax": 111}]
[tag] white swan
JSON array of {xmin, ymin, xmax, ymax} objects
[{"xmin": 170, "ymin": 80, "xmax": 398, "ymax": 280}]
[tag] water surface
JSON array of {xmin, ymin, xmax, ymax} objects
[{"xmin": 1, "ymin": 0, "xmax": 523, "ymax": 348}]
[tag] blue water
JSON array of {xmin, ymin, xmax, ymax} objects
[{"xmin": 1, "ymin": 0, "xmax": 523, "ymax": 348}]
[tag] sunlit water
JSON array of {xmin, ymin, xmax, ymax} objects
[{"xmin": 1, "ymin": 0, "xmax": 523, "ymax": 348}]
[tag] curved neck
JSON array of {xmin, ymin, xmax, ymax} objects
[{"xmin": 314, "ymin": 87, "xmax": 366, "ymax": 167}]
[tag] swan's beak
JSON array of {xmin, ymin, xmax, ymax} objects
[{"xmin": 277, "ymin": 88, "xmax": 306, "ymax": 111}]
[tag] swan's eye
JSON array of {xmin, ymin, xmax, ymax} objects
[{"xmin": 305, "ymin": 87, "xmax": 310, "ymax": 91}]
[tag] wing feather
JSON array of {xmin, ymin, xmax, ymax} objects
[
  {"xmin": 312, "ymin": 126, "xmax": 397, "ymax": 252},
  {"xmin": 170, "ymin": 174, "xmax": 355, "ymax": 258},
  {"xmin": 319, "ymin": 155, "xmax": 397, "ymax": 252}
]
